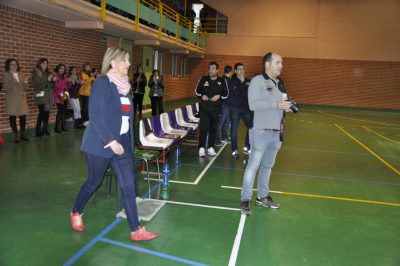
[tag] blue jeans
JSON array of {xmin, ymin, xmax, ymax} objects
[
  {"xmin": 241, "ymin": 128, "xmax": 281, "ymax": 201},
  {"xmin": 216, "ymin": 103, "xmax": 230, "ymax": 142},
  {"xmin": 72, "ymin": 134, "xmax": 139, "ymax": 231},
  {"xmin": 230, "ymin": 106, "xmax": 251, "ymax": 151}
]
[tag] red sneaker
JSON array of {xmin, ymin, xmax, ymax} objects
[
  {"xmin": 70, "ymin": 212, "xmax": 85, "ymax": 232},
  {"xmin": 130, "ymin": 226, "xmax": 158, "ymax": 241}
]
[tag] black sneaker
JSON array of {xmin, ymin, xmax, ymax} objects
[
  {"xmin": 240, "ymin": 200, "xmax": 251, "ymax": 215},
  {"xmin": 255, "ymin": 196, "xmax": 280, "ymax": 209}
]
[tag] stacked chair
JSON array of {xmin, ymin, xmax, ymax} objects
[{"xmin": 137, "ymin": 103, "xmax": 200, "ymax": 169}]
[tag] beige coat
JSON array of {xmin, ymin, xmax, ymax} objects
[{"xmin": 2, "ymin": 71, "xmax": 29, "ymax": 116}]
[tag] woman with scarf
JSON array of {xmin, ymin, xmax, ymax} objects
[
  {"xmin": 70, "ymin": 47, "xmax": 158, "ymax": 242},
  {"xmin": 32, "ymin": 58, "xmax": 55, "ymax": 137}
]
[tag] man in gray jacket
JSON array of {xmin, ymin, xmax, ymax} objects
[{"xmin": 240, "ymin": 52, "xmax": 292, "ymax": 215}]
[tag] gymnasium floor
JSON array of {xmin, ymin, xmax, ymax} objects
[{"xmin": 0, "ymin": 101, "xmax": 399, "ymax": 266}]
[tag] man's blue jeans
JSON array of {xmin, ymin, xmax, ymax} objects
[{"xmin": 241, "ymin": 128, "xmax": 281, "ymax": 200}]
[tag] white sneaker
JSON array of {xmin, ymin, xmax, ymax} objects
[
  {"xmin": 199, "ymin": 147, "xmax": 206, "ymax": 157},
  {"xmin": 207, "ymin": 147, "xmax": 217, "ymax": 156}
]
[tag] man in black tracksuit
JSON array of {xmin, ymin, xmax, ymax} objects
[
  {"xmin": 195, "ymin": 61, "xmax": 229, "ymax": 157},
  {"xmin": 228, "ymin": 63, "xmax": 253, "ymax": 159}
]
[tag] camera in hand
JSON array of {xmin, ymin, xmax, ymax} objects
[{"xmin": 286, "ymin": 97, "xmax": 300, "ymax": 113}]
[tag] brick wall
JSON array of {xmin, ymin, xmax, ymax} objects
[
  {"xmin": 0, "ymin": 4, "xmax": 107, "ymax": 133},
  {"xmin": 132, "ymin": 45, "xmax": 143, "ymax": 68},
  {"xmin": 203, "ymin": 54, "xmax": 400, "ymax": 110},
  {"xmin": 161, "ymin": 51, "xmax": 205, "ymax": 101}
]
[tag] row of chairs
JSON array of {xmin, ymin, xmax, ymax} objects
[
  {"xmin": 137, "ymin": 103, "xmax": 200, "ymax": 197},
  {"xmin": 139, "ymin": 103, "xmax": 199, "ymax": 151}
]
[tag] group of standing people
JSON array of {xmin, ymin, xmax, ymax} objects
[
  {"xmin": 1, "ymin": 58, "xmax": 98, "ymax": 142},
  {"xmin": 195, "ymin": 53, "xmax": 293, "ymax": 215},
  {"xmin": 130, "ymin": 66, "xmax": 165, "ymax": 118},
  {"xmin": 1, "ymin": 56, "xmax": 165, "ymax": 144},
  {"xmin": 196, "ymin": 61, "xmax": 253, "ymax": 159}
]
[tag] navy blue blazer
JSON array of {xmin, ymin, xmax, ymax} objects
[{"xmin": 81, "ymin": 76, "xmax": 134, "ymax": 158}]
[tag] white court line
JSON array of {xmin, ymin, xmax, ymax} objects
[
  {"xmin": 228, "ymin": 214, "xmax": 247, "ymax": 266},
  {"xmin": 221, "ymin": 185, "xmax": 283, "ymax": 194},
  {"xmin": 146, "ymin": 143, "xmax": 228, "ymax": 186},
  {"xmin": 194, "ymin": 142, "xmax": 228, "ymax": 184},
  {"xmin": 152, "ymin": 199, "xmax": 240, "ymax": 212},
  {"xmin": 318, "ymin": 111, "xmax": 400, "ymax": 127},
  {"xmin": 152, "ymin": 199, "xmax": 245, "ymax": 265},
  {"xmin": 147, "ymin": 178, "xmax": 196, "ymax": 185}
]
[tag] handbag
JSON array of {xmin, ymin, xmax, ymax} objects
[{"xmin": 59, "ymin": 90, "xmax": 70, "ymax": 101}]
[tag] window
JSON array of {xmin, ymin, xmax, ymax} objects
[
  {"xmin": 180, "ymin": 56, "xmax": 187, "ymax": 77},
  {"xmin": 171, "ymin": 55, "xmax": 178, "ymax": 77}
]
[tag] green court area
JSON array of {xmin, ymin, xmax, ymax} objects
[{"xmin": 0, "ymin": 104, "xmax": 399, "ymax": 266}]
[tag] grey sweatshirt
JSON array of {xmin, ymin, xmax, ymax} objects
[{"xmin": 248, "ymin": 75, "xmax": 284, "ymax": 130}]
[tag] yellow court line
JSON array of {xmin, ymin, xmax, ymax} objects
[
  {"xmin": 319, "ymin": 111, "xmax": 400, "ymax": 127},
  {"xmin": 280, "ymin": 191, "xmax": 400, "ymax": 207},
  {"xmin": 337, "ymin": 124, "xmax": 400, "ymax": 131},
  {"xmin": 335, "ymin": 124, "xmax": 400, "ymax": 176},
  {"xmin": 363, "ymin": 125, "xmax": 400, "ymax": 131},
  {"xmin": 363, "ymin": 126, "xmax": 400, "ymax": 144},
  {"xmin": 220, "ymin": 186, "xmax": 400, "ymax": 207}
]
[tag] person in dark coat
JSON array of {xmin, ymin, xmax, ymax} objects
[
  {"xmin": 70, "ymin": 47, "xmax": 158, "ymax": 242},
  {"xmin": 130, "ymin": 65, "xmax": 147, "ymax": 118}
]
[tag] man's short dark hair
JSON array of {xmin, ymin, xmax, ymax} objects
[
  {"xmin": 234, "ymin": 63, "xmax": 243, "ymax": 70},
  {"xmin": 263, "ymin": 53, "xmax": 273, "ymax": 66},
  {"xmin": 209, "ymin": 61, "xmax": 219, "ymax": 69},
  {"xmin": 224, "ymin": 65, "xmax": 232, "ymax": 74}
]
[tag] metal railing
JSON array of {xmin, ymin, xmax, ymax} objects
[
  {"xmin": 199, "ymin": 17, "xmax": 228, "ymax": 34},
  {"xmin": 92, "ymin": 0, "xmax": 208, "ymax": 50}
]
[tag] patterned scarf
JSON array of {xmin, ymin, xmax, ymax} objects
[{"xmin": 107, "ymin": 69, "xmax": 131, "ymax": 96}]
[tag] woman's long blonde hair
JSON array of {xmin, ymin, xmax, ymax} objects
[{"xmin": 101, "ymin": 47, "xmax": 129, "ymax": 75}]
